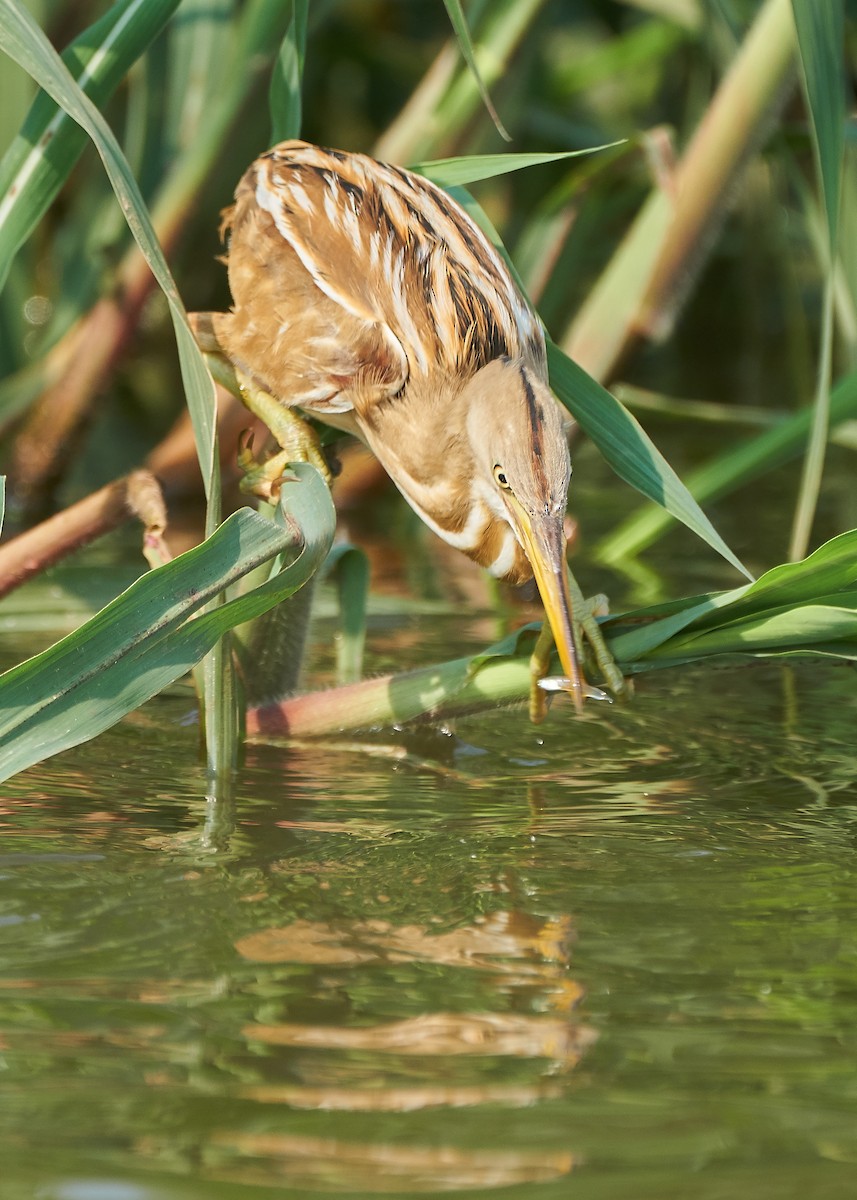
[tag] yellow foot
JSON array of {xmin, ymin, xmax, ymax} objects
[
  {"xmin": 235, "ymin": 432, "xmax": 296, "ymax": 501},
  {"xmin": 235, "ymin": 368, "xmax": 332, "ymax": 489},
  {"xmin": 528, "ymin": 575, "xmax": 630, "ymax": 723}
]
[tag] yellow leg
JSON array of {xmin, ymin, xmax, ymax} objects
[
  {"xmin": 528, "ymin": 620, "xmax": 556, "ymax": 724},
  {"xmin": 191, "ymin": 314, "xmax": 332, "ymax": 498},
  {"xmin": 565, "ymin": 569, "xmax": 630, "ymax": 702},
  {"xmin": 234, "ymin": 368, "xmax": 331, "ymax": 494}
]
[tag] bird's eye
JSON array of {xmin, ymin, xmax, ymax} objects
[{"xmin": 493, "ymin": 465, "xmax": 511, "ymax": 489}]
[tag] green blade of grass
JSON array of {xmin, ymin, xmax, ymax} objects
[
  {"xmin": 598, "ymin": 365, "xmax": 857, "ymax": 565},
  {"xmin": 788, "ymin": 281, "xmax": 837, "ymax": 560},
  {"xmin": 0, "ymin": 0, "xmax": 181, "ymax": 289},
  {"xmin": 441, "ymin": 0, "xmax": 511, "ymax": 141},
  {"xmin": 788, "ymin": 0, "xmax": 845, "ymax": 561},
  {"xmin": 790, "ymin": 0, "xmax": 845, "ymax": 247},
  {"xmin": 164, "ymin": 0, "xmax": 234, "ymax": 161},
  {"xmin": 414, "ymin": 147, "xmax": 623, "ymax": 188},
  {"xmin": 269, "ymin": 0, "xmax": 307, "ymax": 143},
  {"xmin": 547, "ymin": 342, "xmax": 751, "ymax": 580},
  {"xmin": 0, "ymin": 465, "xmax": 334, "ymax": 784},
  {"xmin": 323, "ymin": 544, "xmax": 370, "ymax": 685}
]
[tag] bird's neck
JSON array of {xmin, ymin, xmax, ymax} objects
[
  {"xmin": 356, "ymin": 378, "xmax": 474, "ymax": 536},
  {"xmin": 354, "ymin": 377, "xmax": 527, "ymax": 581}
]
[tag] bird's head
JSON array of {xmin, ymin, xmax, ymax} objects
[{"xmin": 462, "ymin": 357, "xmax": 588, "ymax": 711}]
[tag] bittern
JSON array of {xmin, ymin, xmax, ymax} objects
[{"xmin": 195, "ymin": 140, "xmax": 619, "ymax": 716}]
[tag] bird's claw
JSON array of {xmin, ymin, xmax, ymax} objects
[
  {"xmin": 236, "ymin": 429, "xmax": 257, "ymax": 472},
  {"xmin": 233, "ymin": 370, "xmax": 332, "ymax": 487},
  {"xmin": 238, "ymin": 440, "xmax": 299, "ymax": 501}
]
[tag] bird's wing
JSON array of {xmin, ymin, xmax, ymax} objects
[
  {"xmin": 214, "ymin": 169, "xmax": 408, "ymax": 417},
  {"xmin": 215, "ymin": 139, "xmax": 547, "ymax": 423}
]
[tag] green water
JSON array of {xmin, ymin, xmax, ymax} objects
[{"xmin": 2, "ymin": 622, "xmax": 857, "ymax": 1198}]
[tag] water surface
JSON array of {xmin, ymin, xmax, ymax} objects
[{"xmin": 2, "ymin": 619, "xmax": 856, "ymax": 1199}]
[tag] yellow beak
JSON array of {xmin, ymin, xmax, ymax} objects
[{"xmin": 509, "ymin": 501, "xmax": 586, "ymax": 714}]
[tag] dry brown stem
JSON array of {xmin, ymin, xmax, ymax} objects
[
  {"xmin": 7, "ymin": 266, "xmax": 155, "ymax": 508},
  {"xmin": 0, "ymin": 469, "xmax": 169, "ymax": 599},
  {"xmin": 565, "ymin": 0, "xmax": 796, "ymax": 383}
]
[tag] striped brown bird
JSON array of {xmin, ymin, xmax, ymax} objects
[{"xmin": 195, "ymin": 140, "xmax": 611, "ymax": 715}]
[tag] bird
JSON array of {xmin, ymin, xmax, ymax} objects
[{"xmin": 193, "ymin": 139, "xmax": 615, "ymax": 716}]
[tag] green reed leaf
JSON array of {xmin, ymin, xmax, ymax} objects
[
  {"xmin": 0, "ymin": 0, "xmax": 181, "ymax": 289},
  {"xmin": 547, "ymin": 342, "xmax": 752, "ymax": 580},
  {"xmin": 269, "ymin": 0, "xmax": 308, "ymax": 143},
  {"xmin": 612, "ymin": 528, "xmax": 857, "ymax": 662},
  {"xmin": 441, "ymin": 0, "xmax": 511, "ymax": 141},
  {"xmin": 0, "ymin": 465, "xmax": 335, "ymax": 784},
  {"xmin": 323, "ymin": 544, "xmax": 370, "ymax": 685},
  {"xmin": 415, "ymin": 147, "xmax": 623, "ymax": 188},
  {"xmin": 791, "ymin": 0, "xmax": 845, "ymax": 250},
  {"xmin": 788, "ymin": 1, "xmax": 845, "ymax": 561},
  {"xmin": 164, "ymin": 0, "xmax": 235, "ymax": 160},
  {"xmin": 649, "ymin": 603, "xmax": 857, "ymax": 662}
]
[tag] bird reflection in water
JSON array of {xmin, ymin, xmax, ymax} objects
[{"xmin": 135, "ymin": 909, "xmax": 595, "ymax": 1192}]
